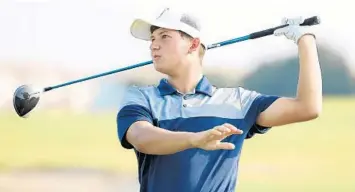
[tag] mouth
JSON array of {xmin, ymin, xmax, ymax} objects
[{"xmin": 153, "ymin": 55, "xmax": 161, "ymax": 60}]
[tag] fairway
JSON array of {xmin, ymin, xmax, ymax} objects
[{"xmin": 0, "ymin": 97, "xmax": 354, "ymax": 191}]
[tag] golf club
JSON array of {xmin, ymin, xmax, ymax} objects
[{"xmin": 13, "ymin": 16, "xmax": 321, "ymax": 118}]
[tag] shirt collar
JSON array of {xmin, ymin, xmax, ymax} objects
[{"xmin": 157, "ymin": 76, "xmax": 213, "ymax": 97}]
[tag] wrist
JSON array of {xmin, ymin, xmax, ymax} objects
[
  {"xmin": 186, "ymin": 132, "xmax": 198, "ymax": 148},
  {"xmin": 297, "ymin": 33, "xmax": 316, "ymax": 45}
]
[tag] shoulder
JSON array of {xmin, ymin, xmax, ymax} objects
[
  {"xmin": 211, "ymin": 85, "xmax": 255, "ymax": 94},
  {"xmin": 122, "ymin": 84, "xmax": 159, "ymax": 97},
  {"xmin": 235, "ymin": 86, "xmax": 258, "ymax": 96},
  {"xmin": 118, "ymin": 84, "xmax": 153, "ymax": 108},
  {"xmin": 234, "ymin": 86, "xmax": 280, "ymax": 118},
  {"xmin": 129, "ymin": 85, "xmax": 165, "ymax": 106},
  {"xmin": 211, "ymin": 86, "xmax": 259, "ymax": 101},
  {"xmin": 213, "ymin": 85, "xmax": 279, "ymax": 111},
  {"xmin": 135, "ymin": 84, "xmax": 159, "ymax": 95},
  {"xmin": 119, "ymin": 83, "xmax": 165, "ymax": 106}
]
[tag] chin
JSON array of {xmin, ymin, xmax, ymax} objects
[
  {"xmin": 154, "ymin": 63, "xmax": 173, "ymax": 76},
  {"xmin": 153, "ymin": 62, "xmax": 166, "ymax": 73},
  {"xmin": 154, "ymin": 66, "xmax": 169, "ymax": 75}
]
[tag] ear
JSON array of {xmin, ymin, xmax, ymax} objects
[{"xmin": 188, "ymin": 38, "xmax": 201, "ymax": 53}]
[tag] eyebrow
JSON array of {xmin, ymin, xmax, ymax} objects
[{"xmin": 150, "ymin": 30, "xmax": 169, "ymax": 39}]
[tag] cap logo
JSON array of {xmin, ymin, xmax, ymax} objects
[{"xmin": 156, "ymin": 8, "xmax": 169, "ymax": 19}]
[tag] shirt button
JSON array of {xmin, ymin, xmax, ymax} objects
[
  {"xmin": 183, "ymin": 95, "xmax": 188, "ymax": 100},
  {"xmin": 183, "ymin": 104, "xmax": 187, "ymax": 107}
]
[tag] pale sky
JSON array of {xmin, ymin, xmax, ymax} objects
[{"xmin": 0, "ymin": 0, "xmax": 354, "ymax": 72}]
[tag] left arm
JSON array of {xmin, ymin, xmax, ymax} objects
[{"xmin": 256, "ymin": 24, "xmax": 322, "ymax": 127}]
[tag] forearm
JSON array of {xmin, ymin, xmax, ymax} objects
[
  {"xmin": 127, "ymin": 122, "xmax": 195, "ymax": 155},
  {"xmin": 296, "ymin": 35, "xmax": 322, "ymax": 114}
]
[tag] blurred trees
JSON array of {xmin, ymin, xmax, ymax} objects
[{"xmin": 239, "ymin": 43, "xmax": 355, "ymax": 96}]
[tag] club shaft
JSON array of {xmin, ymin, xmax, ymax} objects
[
  {"xmin": 44, "ymin": 60, "xmax": 153, "ymax": 92},
  {"xmin": 206, "ymin": 35, "xmax": 250, "ymax": 49},
  {"xmin": 43, "ymin": 16, "xmax": 320, "ymax": 92}
]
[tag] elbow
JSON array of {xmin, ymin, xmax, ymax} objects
[
  {"xmin": 306, "ymin": 109, "xmax": 321, "ymax": 120},
  {"xmin": 133, "ymin": 140, "xmax": 152, "ymax": 154},
  {"xmin": 130, "ymin": 134, "xmax": 158, "ymax": 154},
  {"xmin": 303, "ymin": 104, "xmax": 322, "ymax": 120},
  {"xmin": 133, "ymin": 144, "xmax": 146, "ymax": 153},
  {"xmin": 296, "ymin": 96, "xmax": 322, "ymax": 121},
  {"xmin": 129, "ymin": 134, "xmax": 151, "ymax": 154},
  {"xmin": 125, "ymin": 123, "xmax": 156, "ymax": 154}
]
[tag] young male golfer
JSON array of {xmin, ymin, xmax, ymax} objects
[{"xmin": 116, "ymin": 7, "xmax": 322, "ymax": 192}]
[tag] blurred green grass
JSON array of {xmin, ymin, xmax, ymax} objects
[{"xmin": 0, "ymin": 97, "xmax": 354, "ymax": 191}]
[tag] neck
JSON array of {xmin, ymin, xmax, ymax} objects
[{"xmin": 167, "ymin": 61, "xmax": 203, "ymax": 94}]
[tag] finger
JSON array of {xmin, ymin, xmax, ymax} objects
[
  {"xmin": 290, "ymin": 16, "xmax": 304, "ymax": 25},
  {"xmin": 209, "ymin": 127, "xmax": 228, "ymax": 140},
  {"xmin": 216, "ymin": 142, "xmax": 235, "ymax": 150},
  {"xmin": 288, "ymin": 18, "xmax": 297, "ymax": 25},
  {"xmin": 284, "ymin": 16, "xmax": 304, "ymax": 25},
  {"xmin": 208, "ymin": 128, "xmax": 222, "ymax": 138},
  {"xmin": 222, "ymin": 123, "xmax": 237, "ymax": 131},
  {"xmin": 215, "ymin": 125, "xmax": 231, "ymax": 134},
  {"xmin": 213, "ymin": 132, "xmax": 236, "ymax": 142},
  {"xmin": 274, "ymin": 28, "xmax": 287, "ymax": 36},
  {"xmin": 207, "ymin": 127, "xmax": 230, "ymax": 141},
  {"xmin": 281, "ymin": 17, "xmax": 287, "ymax": 25},
  {"xmin": 223, "ymin": 123, "xmax": 243, "ymax": 134}
]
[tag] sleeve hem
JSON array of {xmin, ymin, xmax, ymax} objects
[
  {"xmin": 117, "ymin": 104, "xmax": 154, "ymax": 149},
  {"xmin": 245, "ymin": 95, "xmax": 280, "ymax": 139},
  {"xmin": 120, "ymin": 117, "xmax": 153, "ymax": 149}
]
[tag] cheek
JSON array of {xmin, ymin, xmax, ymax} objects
[
  {"xmin": 164, "ymin": 45, "xmax": 180, "ymax": 60},
  {"xmin": 172, "ymin": 43, "xmax": 187, "ymax": 57}
]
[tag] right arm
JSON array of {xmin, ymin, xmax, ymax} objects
[
  {"xmin": 116, "ymin": 86, "xmax": 242, "ymax": 155},
  {"xmin": 125, "ymin": 121, "xmax": 242, "ymax": 155},
  {"xmin": 126, "ymin": 121, "xmax": 195, "ymax": 155}
]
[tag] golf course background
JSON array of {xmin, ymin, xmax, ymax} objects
[
  {"xmin": 1, "ymin": 17, "xmax": 355, "ymax": 192},
  {"xmin": 1, "ymin": 96, "xmax": 354, "ymax": 191}
]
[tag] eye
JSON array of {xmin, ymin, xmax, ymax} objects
[{"xmin": 162, "ymin": 34, "xmax": 169, "ymax": 39}]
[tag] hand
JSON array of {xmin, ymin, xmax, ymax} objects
[
  {"xmin": 189, "ymin": 123, "xmax": 243, "ymax": 151},
  {"xmin": 274, "ymin": 16, "xmax": 316, "ymax": 44}
]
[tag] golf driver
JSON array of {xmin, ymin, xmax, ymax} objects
[{"xmin": 13, "ymin": 16, "xmax": 321, "ymax": 118}]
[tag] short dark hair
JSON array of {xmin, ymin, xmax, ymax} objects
[
  {"xmin": 150, "ymin": 25, "xmax": 160, "ymax": 34},
  {"xmin": 150, "ymin": 25, "xmax": 192, "ymax": 39}
]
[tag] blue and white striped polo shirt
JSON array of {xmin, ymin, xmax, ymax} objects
[{"xmin": 116, "ymin": 76, "xmax": 279, "ymax": 192}]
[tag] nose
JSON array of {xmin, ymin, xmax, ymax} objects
[{"xmin": 150, "ymin": 42, "xmax": 160, "ymax": 51}]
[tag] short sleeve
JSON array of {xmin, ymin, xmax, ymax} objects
[
  {"xmin": 238, "ymin": 87, "xmax": 280, "ymax": 139},
  {"xmin": 116, "ymin": 86, "xmax": 154, "ymax": 149}
]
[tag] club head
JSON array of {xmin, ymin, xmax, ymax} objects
[{"xmin": 13, "ymin": 85, "xmax": 43, "ymax": 118}]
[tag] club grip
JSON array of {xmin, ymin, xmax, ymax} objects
[
  {"xmin": 249, "ymin": 16, "xmax": 320, "ymax": 39},
  {"xmin": 301, "ymin": 16, "xmax": 321, "ymax": 26},
  {"xmin": 43, "ymin": 87, "xmax": 53, "ymax": 92}
]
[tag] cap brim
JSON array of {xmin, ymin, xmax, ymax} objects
[{"xmin": 130, "ymin": 18, "xmax": 181, "ymax": 41}]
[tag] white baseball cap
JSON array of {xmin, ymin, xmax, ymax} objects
[{"xmin": 130, "ymin": 8, "xmax": 206, "ymax": 48}]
